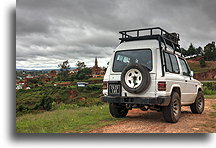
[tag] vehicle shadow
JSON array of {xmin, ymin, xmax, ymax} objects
[
  {"xmin": 126, "ymin": 110, "xmax": 164, "ymax": 123},
  {"xmin": 125, "ymin": 109, "xmax": 193, "ymax": 123}
]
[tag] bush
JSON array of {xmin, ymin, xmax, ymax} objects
[
  {"xmin": 202, "ymin": 82, "xmax": 216, "ymax": 91},
  {"xmin": 16, "ymin": 104, "xmax": 30, "ymax": 116},
  {"xmin": 199, "ymin": 58, "xmax": 206, "ymax": 67},
  {"xmin": 76, "ymin": 68, "xmax": 91, "ymax": 80},
  {"xmin": 85, "ymin": 85, "xmax": 101, "ymax": 91},
  {"xmin": 16, "ymin": 85, "xmax": 104, "ymax": 116},
  {"xmin": 39, "ymin": 96, "xmax": 54, "ymax": 111},
  {"xmin": 203, "ymin": 86, "xmax": 216, "ymax": 95}
]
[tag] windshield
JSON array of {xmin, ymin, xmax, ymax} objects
[{"xmin": 112, "ymin": 49, "xmax": 152, "ymax": 72}]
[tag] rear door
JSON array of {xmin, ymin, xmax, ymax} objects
[
  {"xmin": 163, "ymin": 52, "xmax": 183, "ymax": 96},
  {"xmin": 179, "ymin": 58, "xmax": 197, "ymax": 103}
]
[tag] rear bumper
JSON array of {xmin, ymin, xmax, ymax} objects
[{"xmin": 101, "ymin": 96, "xmax": 171, "ymax": 106}]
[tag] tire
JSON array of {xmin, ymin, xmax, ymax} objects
[
  {"xmin": 109, "ymin": 103, "xmax": 128, "ymax": 118},
  {"xmin": 121, "ymin": 64, "xmax": 151, "ymax": 94},
  {"xmin": 190, "ymin": 91, "xmax": 204, "ymax": 114},
  {"xmin": 162, "ymin": 92, "xmax": 181, "ymax": 123}
]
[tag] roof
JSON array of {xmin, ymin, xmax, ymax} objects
[
  {"xmin": 116, "ymin": 39, "xmax": 159, "ymax": 51},
  {"xmin": 118, "ymin": 27, "xmax": 182, "ymax": 54}
]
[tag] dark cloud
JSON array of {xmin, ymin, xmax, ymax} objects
[{"xmin": 16, "ymin": 0, "xmax": 215, "ymax": 69}]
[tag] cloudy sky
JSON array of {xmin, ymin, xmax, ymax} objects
[{"xmin": 16, "ymin": 0, "xmax": 215, "ymax": 69}]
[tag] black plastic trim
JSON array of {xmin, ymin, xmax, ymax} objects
[{"xmin": 101, "ymin": 96, "xmax": 171, "ymax": 106}]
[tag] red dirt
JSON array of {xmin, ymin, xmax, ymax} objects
[{"xmin": 90, "ymin": 99, "xmax": 215, "ymax": 133}]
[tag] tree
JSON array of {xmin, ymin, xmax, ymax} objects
[
  {"xmin": 76, "ymin": 61, "xmax": 86, "ymax": 70},
  {"xmin": 204, "ymin": 41, "xmax": 216, "ymax": 61},
  {"xmin": 196, "ymin": 46, "xmax": 203, "ymax": 56},
  {"xmin": 187, "ymin": 43, "xmax": 197, "ymax": 56},
  {"xmin": 181, "ymin": 48, "xmax": 188, "ymax": 56},
  {"xmin": 76, "ymin": 67, "xmax": 92, "ymax": 80},
  {"xmin": 57, "ymin": 60, "xmax": 71, "ymax": 81}
]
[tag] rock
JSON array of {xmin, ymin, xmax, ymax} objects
[
  {"xmin": 192, "ymin": 127, "xmax": 200, "ymax": 131},
  {"xmin": 79, "ymin": 97, "xmax": 86, "ymax": 101},
  {"xmin": 68, "ymin": 90, "xmax": 78, "ymax": 99}
]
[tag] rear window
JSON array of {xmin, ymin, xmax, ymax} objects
[
  {"xmin": 164, "ymin": 52, "xmax": 172, "ymax": 72},
  {"xmin": 164, "ymin": 52, "xmax": 180, "ymax": 74},
  {"xmin": 113, "ymin": 49, "xmax": 152, "ymax": 72},
  {"xmin": 169, "ymin": 54, "xmax": 180, "ymax": 73}
]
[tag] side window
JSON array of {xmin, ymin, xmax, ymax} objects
[
  {"xmin": 170, "ymin": 54, "xmax": 180, "ymax": 73},
  {"xmin": 179, "ymin": 58, "xmax": 190, "ymax": 76},
  {"xmin": 164, "ymin": 52, "xmax": 172, "ymax": 72}
]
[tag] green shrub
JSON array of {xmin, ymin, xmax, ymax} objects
[
  {"xmin": 202, "ymin": 82, "xmax": 216, "ymax": 91},
  {"xmin": 56, "ymin": 103, "xmax": 79, "ymax": 110},
  {"xmin": 86, "ymin": 85, "xmax": 101, "ymax": 91},
  {"xmin": 199, "ymin": 58, "xmax": 206, "ymax": 67},
  {"xmin": 203, "ymin": 86, "xmax": 216, "ymax": 95},
  {"xmin": 39, "ymin": 96, "xmax": 54, "ymax": 111},
  {"xmin": 16, "ymin": 104, "xmax": 30, "ymax": 116},
  {"xmin": 16, "ymin": 85, "xmax": 104, "ymax": 116}
]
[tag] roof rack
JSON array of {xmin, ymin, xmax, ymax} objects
[{"xmin": 119, "ymin": 27, "xmax": 182, "ymax": 55}]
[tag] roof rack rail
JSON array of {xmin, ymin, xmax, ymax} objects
[{"xmin": 119, "ymin": 27, "xmax": 181, "ymax": 55}]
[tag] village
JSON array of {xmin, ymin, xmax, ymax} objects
[{"xmin": 16, "ymin": 57, "xmax": 105, "ymax": 90}]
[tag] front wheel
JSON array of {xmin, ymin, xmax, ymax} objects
[
  {"xmin": 109, "ymin": 103, "xmax": 128, "ymax": 118},
  {"xmin": 162, "ymin": 92, "xmax": 181, "ymax": 123},
  {"xmin": 190, "ymin": 91, "xmax": 204, "ymax": 114}
]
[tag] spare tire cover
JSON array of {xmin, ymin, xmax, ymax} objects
[{"xmin": 121, "ymin": 64, "xmax": 151, "ymax": 94}]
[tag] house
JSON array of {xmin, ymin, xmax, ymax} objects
[
  {"xmin": 69, "ymin": 69, "xmax": 78, "ymax": 75},
  {"xmin": 16, "ymin": 81, "xmax": 24, "ymax": 89},
  {"xmin": 49, "ymin": 70, "xmax": 57, "ymax": 77},
  {"xmin": 91, "ymin": 57, "xmax": 105, "ymax": 78}
]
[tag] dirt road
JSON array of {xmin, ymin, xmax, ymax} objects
[{"xmin": 90, "ymin": 99, "xmax": 215, "ymax": 133}]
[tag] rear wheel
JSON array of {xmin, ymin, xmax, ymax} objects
[
  {"xmin": 162, "ymin": 92, "xmax": 181, "ymax": 123},
  {"xmin": 190, "ymin": 91, "xmax": 204, "ymax": 114},
  {"xmin": 109, "ymin": 103, "xmax": 128, "ymax": 118}
]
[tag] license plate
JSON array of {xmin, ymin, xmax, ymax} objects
[{"xmin": 109, "ymin": 84, "xmax": 120, "ymax": 95}]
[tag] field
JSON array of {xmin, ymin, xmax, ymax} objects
[
  {"xmin": 16, "ymin": 104, "xmax": 124, "ymax": 133},
  {"xmin": 16, "ymin": 83, "xmax": 126, "ymax": 133}
]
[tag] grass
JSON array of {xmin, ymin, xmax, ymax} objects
[
  {"xmin": 16, "ymin": 104, "xmax": 124, "ymax": 133},
  {"xmin": 195, "ymin": 95, "xmax": 216, "ymax": 132},
  {"xmin": 89, "ymin": 77, "xmax": 103, "ymax": 81},
  {"xmin": 187, "ymin": 61, "xmax": 215, "ymax": 73},
  {"xmin": 205, "ymin": 95, "xmax": 216, "ymax": 99},
  {"xmin": 212, "ymin": 104, "xmax": 216, "ymax": 118}
]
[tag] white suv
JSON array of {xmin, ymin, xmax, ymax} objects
[{"xmin": 102, "ymin": 27, "xmax": 204, "ymax": 123}]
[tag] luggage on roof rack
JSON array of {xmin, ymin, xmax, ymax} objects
[{"xmin": 119, "ymin": 27, "xmax": 182, "ymax": 55}]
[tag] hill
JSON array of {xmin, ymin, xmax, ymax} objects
[{"xmin": 187, "ymin": 60, "xmax": 215, "ymax": 73}]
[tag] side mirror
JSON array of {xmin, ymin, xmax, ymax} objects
[{"xmin": 190, "ymin": 71, "xmax": 194, "ymax": 77}]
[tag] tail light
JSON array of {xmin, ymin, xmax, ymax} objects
[
  {"xmin": 102, "ymin": 81, "xmax": 108, "ymax": 89},
  {"xmin": 158, "ymin": 81, "xmax": 166, "ymax": 91}
]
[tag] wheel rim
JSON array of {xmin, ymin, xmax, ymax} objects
[
  {"xmin": 197, "ymin": 97, "xmax": 203, "ymax": 110},
  {"xmin": 125, "ymin": 68, "xmax": 142, "ymax": 88},
  {"xmin": 173, "ymin": 99, "xmax": 180, "ymax": 117}
]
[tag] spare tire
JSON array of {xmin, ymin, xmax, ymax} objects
[{"xmin": 121, "ymin": 64, "xmax": 151, "ymax": 94}]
